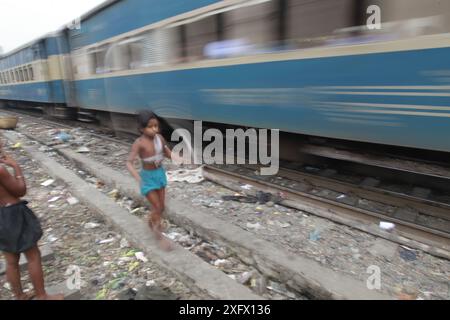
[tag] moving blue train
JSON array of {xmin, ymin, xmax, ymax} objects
[{"xmin": 1, "ymin": 0, "xmax": 450, "ymax": 153}]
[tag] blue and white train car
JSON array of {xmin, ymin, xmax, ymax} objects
[
  {"xmin": 2, "ymin": 0, "xmax": 450, "ymax": 154},
  {"xmin": 0, "ymin": 33, "xmax": 70, "ymax": 109},
  {"xmin": 65, "ymin": 0, "xmax": 450, "ymax": 153}
]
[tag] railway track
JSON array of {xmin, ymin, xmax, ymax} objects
[{"xmin": 203, "ymin": 164, "xmax": 450, "ymax": 260}]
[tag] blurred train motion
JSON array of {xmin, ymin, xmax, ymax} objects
[{"xmin": 1, "ymin": 0, "xmax": 450, "ymax": 156}]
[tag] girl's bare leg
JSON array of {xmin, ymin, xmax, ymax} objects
[
  {"xmin": 146, "ymin": 190, "xmax": 173, "ymax": 251},
  {"xmin": 24, "ymin": 246, "xmax": 64, "ymax": 300},
  {"xmin": 146, "ymin": 190, "xmax": 163, "ymax": 239},
  {"xmin": 157, "ymin": 188, "xmax": 166, "ymax": 232},
  {"xmin": 3, "ymin": 252, "xmax": 27, "ymax": 300}
]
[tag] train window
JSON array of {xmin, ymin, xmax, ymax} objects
[
  {"xmin": 367, "ymin": 0, "xmax": 450, "ymax": 36},
  {"xmin": 15, "ymin": 70, "xmax": 19, "ymax": 82},
  {"xmin": 158, "ymin": 25, "xmax": 187, "ymax": 64},
  {"xmin": 71, "ymin": 52, "xmax": 90, "ymax": 76},
  {"xmin": 109, "ymin": 32, "xmax": 168, "ymax": 71},
  {"xmin": 90, "ymin": 45, "xmax": 108, "ymax": 74},
  {"xmin": 19, "ymin": 69, "xmax": 25, "ymax": 82},
  {"xmin": 28, "ymin": 65, "xmax": 34, "ymax": 81},
  {"xmin": 121, "ymin": 37, "xmax": 145, "ymax": 69},
  {"xmin": 23, "ymin": 67, "xmax": 29, "ymax": 81},
  {"xmin": 96, "ymin": 49, "xmax": 107, "ymax": 74},
  {"xmin": 107, "ymin": 43, "xmax": 127, "ymax": 72},
  {"xmin": 10, "ymin": 71, "xmax": 14, "ymax": 83},
  {"xmin": 130, "ymin": 41, "xmax": 143, "ymax": 69},
  {"xmin": 160, "ymin": 28, "xmax": 181, "ymax": 64},
  {"xmin": 220, "ymin": 0, "xmax": 278, "ymax": 55},
  {"xmin": 130, "ymin": 28, "xmax": 178, "ymax": 68},
  {"xmin": 85, "ymin": 51, "xmax": 97, "ymax": 75},
  {"xmin": 184, "ymin": 15, "xmax": 219, "ymax": 62},
  {"xmin": 135, "ymin": 32, "xmax": 155, "ymax": 68},
  {"xmin": 0, "ymin": 73, "xmax": 4, "ymax": 84},
  {"xmin": 285, "ymin": 0, "xmax": 356, "ymax": 49}
]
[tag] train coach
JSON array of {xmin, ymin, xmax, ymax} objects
[
  {"xmin": 0, "ymin": 32, "xmax": 73, "ymax": 118},
  {"xmin": 1, "ymin": 0, "xmax": 450, "ymax": 155}
]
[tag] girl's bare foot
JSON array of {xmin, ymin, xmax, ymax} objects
[
  {"xmin": 158, "ymin": 237, "xmax": 174, "ymax": 252},
  {"xmin": 17, "ymin": 292, "xmax": 35, "ymax": 300},
  {"xmin": 35, "ymin": 293, "xmax": 65, "ymax": 300},
  {"xmin": 148, "ymin": 219, "xmax": 154, "ymax": 230},
  {"xmin": 151, "ymin": 224, "xmax": 163, "ymax": 241},
  {"xmin": 149, "ymin": 216, "xmax": 165, "ymax": 233}
]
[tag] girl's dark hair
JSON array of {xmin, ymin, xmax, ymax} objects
[{"xmin": 137, "ymin": 110, "xmax": 158, "ymax": 129}]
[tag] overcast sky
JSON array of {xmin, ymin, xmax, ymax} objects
[{"xmin": 0, "ymin": 0, "xmax": 106, "ymax": 53}]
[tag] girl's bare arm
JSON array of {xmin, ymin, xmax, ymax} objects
[
  {"xmin": 0, "ymin": 155, "xmax": 27, "ymax": 197},
  {"xmin": 126, "ymin": 140, "xmax": 142, "ymax": 183},
  {"xmin": 159, "ymin": 135, "xmax": 184, "ymax": 164},
  {"xmin": 158, "ymin": 135, "xmax": 172, "ymax": 159}
]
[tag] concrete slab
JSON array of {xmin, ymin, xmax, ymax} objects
[
  {"xmin": 0, "ymin": 244, "xmax": 54, "ymax": 275},
  {"xmin": 2, "ymin": 131, "xmax": 261, "ymax": 300}
]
